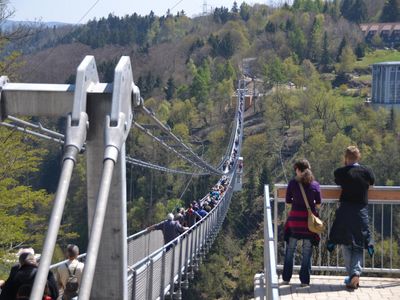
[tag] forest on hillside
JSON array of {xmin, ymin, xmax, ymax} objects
[{"xmin": 0, "ymin": 0, "xmax": 399, "ymax": 298}]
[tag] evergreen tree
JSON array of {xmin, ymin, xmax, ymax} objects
[
  {"xmin": 340, "ymin": 0, "xmax": 355, "ymax": 20},
  {"xmin": 336, "ymin": 37, "xmax": 347, "ymax": 62},
  {"xmin": 380, "ymin": 0, "xmax": 400, "ymax": 22},
  {"xmin": 219, "ymin": 32, "xmax": 235, "ymax": 59},
  {"xmin": 309, "ymin": 15, "xmax": 324, "ymax": 62},
  {"xmin": 320, "ymin": 31, "xmax": 331, "ymax": 67},
  {"xmin": 258, "ymin": 164, "xmax": 270, "ymax": 196},
  {"xmin": 289, "ymin": 27, "xmax": 307, "ymax": 61},
  {"xmin": 240, "ymin": 2, "xmax": 251, "ymax": 21},
  {"xmin": 355, "ymin": 43, "xmax": 366, "ymax": 59},
  {"xmin": 265, "ymin": 21, "xmax": 277, "ymax": 33},
  {"xmin": 352, "ymin": 0, "xmax": 368, "ymax": 23},
  {"xmin": 232, "ymin": 1, "xmax": 239, "ymax": 13},
  {"xmin": 164, "ymin": 77, "xmax": 176, "ymax": 100}
]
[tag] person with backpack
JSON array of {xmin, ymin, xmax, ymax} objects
[{"xmin": 56, "ymin": 244, "xmax": 84, "ymax": 300}]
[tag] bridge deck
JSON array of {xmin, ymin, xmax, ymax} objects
[{"xmin": 279, "ymin": 275, "xmax": 400, "ymax": 300}]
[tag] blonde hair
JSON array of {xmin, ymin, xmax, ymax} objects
[{"xmin": 345, "ymin": 146, "xmax": 361, "ymax": 164}]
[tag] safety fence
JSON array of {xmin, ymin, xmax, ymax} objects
[
  {"xmin": 253, "ymin": 184, "xmax": 279, "ymax": 300},
  {"xmin": 273, "ymin": 184, "xmax": 400, "ymax": 274}
]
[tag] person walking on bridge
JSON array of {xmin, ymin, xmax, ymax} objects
[
  {"xmin": 56, "ymin": 244, "xmax": 84, "ymax": 300},
  {"xmin": 148, "ymin": 213, "xmax": 189, "ymax": 247},
  {"xmin": 282, "ymin": 159, "xmax": 322, "ymax": 287},
  {"xmin": 327, "ymin": 146, "xmax": 375, "ymax": 289}
]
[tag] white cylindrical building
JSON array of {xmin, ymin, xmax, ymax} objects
[{"xmin": 372, "ymin": 61, "xmax": 400, "ymax": 104}]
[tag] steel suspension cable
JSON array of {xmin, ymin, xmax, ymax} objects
[
  {"xmin": 126, "ymin": 156, "xmax": 208, "ymax": 176},
  {"xmin": 139, "ymin": 105, "xmax": 222, "ymax": 175},
  {"xmin": 133, "ymin": 121, "xmax": 209, "ymax": 173}
]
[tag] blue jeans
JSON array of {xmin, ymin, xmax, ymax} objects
[
  {"xmin": 282, "ymin": 237, "xmax": 313, "ymax": 284},
  {"xmin": 342, "ymin": 245, "xmax": 363, "ymax": 277}
]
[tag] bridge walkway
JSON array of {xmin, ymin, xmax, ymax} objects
[{"xmin": 279, "ymin": 275, "xmax": 400, "ymax": 300}]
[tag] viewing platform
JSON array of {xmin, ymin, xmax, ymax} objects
[
  {"xmin": 279, "ymin": 275, "xmax": 400, "ymax": 300},
  {"xmin": 255, "ymin": 184, "xmax": 400, "ymax": 300}
]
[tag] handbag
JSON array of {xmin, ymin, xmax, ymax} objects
[{"xmin": 298, "ymin": 182, "xmax": 325, "ymax": 234}]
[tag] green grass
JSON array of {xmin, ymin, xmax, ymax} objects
[
  {"xmin": 355, "ymin": 49, "xmax": 400, "ymax": 69},
  {"xmin": 353, "ymin": 74, "xmax": 372, "ymax": 82}
]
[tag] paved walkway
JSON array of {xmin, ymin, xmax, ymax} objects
[{"xmin": 279, "ymin": 275, "xmax": 400, "ymax": 300}]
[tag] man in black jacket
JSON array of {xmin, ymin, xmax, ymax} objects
[
  {"xmin": 328, "ymin": 146, "xmax": 375, "ymax": 289},
  {"xmin": 0, "ymin": 253, "xmax": 59, "ymax": 300}
]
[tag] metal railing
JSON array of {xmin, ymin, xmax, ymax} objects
[
  {"xmin": 126, "ymin": 175, "xmax": 235, "ymax": 299},
  {"xmin": 254, "ymin": 185, "xmax": 279, "ymax": 300},
  {"xmin": 273, "ymin": 184, "xmax": 400, "ymax": 274}
]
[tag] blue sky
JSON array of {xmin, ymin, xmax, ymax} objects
[{"xmin": 8, "ymin": 0, "xmax": 276, "ymax": 24}]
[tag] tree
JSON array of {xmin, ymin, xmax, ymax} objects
[
  {"xmin": 320, "ymin": 31, "xmax": 331, "ymax": 68},
  {"xmin": 289, "ymin": 27, "xmax": 307, "ymax": 61},
  {"xmin": 232, "ymin": 1, "xmax": 239, "ymax": 13},
  {"xmin": 355, "ymin": 43, "xmax": 366, "ymax": 59},
  {"xmin": 258, "ymin": 164, "xmax": 270, "ymax": 196},
  {"xmin": 352, "ymin": 0, "xmax": 368, "ymax": 23},
  {"xmin": 380, "ymin": 0, "xmax": 400, "ymax": 22},
  {"xmin": 0, "ymin": 129, "xmax": 55, "ymax": 254},
  {"xmin": 190, "ymin": 61, "xmax": 211, "ymax": 103},
  {"xmin": 336, "ymin": 37, "xmax": 347, "ymax": 62},
  {"xmin": 309, "ymin": 14, "xmax": 324, "ymax": 62},
  {"xmin": 340, "ymin": 0, "xmax": 368, "ymax": 23},
  {"xmin": 264, "ymin": 56, "xmax": 287, "ymax": 88},
  {"xmin": 164, "ymin": 77, "xmax": 176, "ymax": 100},
  {"xmin": 337, "ymin": 45, "xmax": 356, "ymax": 73},
  {"xmin": 240, "ymin": 2, "xmax": 251, "ymax": 21}
]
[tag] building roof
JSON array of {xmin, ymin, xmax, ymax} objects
[{"xmin": 373, "ymin": 61, "xmax": 400, "ymax": 66}]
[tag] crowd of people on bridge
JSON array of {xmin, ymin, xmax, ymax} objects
[
  {"xmin": 149, "ymin": 89, "xmax": 243, "ymax": 248},
  {"xmin": 282, "ymin": 146, "xmax": 375, "ymax": 290},
  {"xmin": 222, "ymin": 92, "xmax": 244, "ymax": 173},
  {"xmin": 0, "ymin": 244, "xmax": 84, "ymax": 300},
  {"xmin": 148, "ymin": 176, "xmax": 230, "ymax": 247}
]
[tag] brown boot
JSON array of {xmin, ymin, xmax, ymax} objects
[{"xmin": 346, "ymin": 275, "xmax": 360, "ymax": 289}]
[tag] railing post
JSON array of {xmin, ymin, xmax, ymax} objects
[
  {"xmin": 160, "ymin": 250, "xmax": 166, "ymax": 300},
  {"xmin": 182, "ymin": 233, "xmax": 190, "ymax": 289},
  {"xmin": 169, "ymin": 245, "xmax": 176, "ymax": 299},
  {"xmin": 173, "ymin": 238, "xmax": 183, "ymax": 300}
]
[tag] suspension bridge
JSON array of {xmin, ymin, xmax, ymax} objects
[
  {"xmin": 1, "ymin": 55, "xmax": 400, "ymax": 300},
  {"xmin": 0, "ymin": 55, "xmax": 244, "ymax": 300}
]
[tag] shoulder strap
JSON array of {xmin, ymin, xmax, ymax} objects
[
  {"xmin": 65, "ymin": 262, "xmax": 78, "ymax": 276},
  {"xmin": 298, "ymin": 182, "xmax": 311, "ymax": 211},
  {"xmin": 65, "ymin": 263, "xmax": 72, "ymax": 276}
]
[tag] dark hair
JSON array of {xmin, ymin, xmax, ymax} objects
[
  {"xmin": 66, "ymin": 244, "xmax": 79, "ymax": 259},
  {"xmin": 294, "ymin": 159, "xmax": 314, "ymax": 185},
  {"xmin": 19, "ymin": 253, "xmax": 37, "ymax": 267}
]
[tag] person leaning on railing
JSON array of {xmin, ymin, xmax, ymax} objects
[
  {"xmin": 147, "ymin": 213, "xmax": 189, "ymax": 246},
  {"xmin": 327, "ymin": 146, "xmax": 375, "ymax": 290},
  {"xmin": 282, "ymin": 159, "xmax": 322, "ymax": 287}
]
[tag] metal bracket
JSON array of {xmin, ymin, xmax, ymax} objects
[
  {"xmin": 72, "ymin": 56, "xmax": 99, "ymax": 126},
  {"xmin": 105, "ymin": 56, "xmax": 139, "ymax": 162},
  {"xmin": 64, "ymin": 56, "xmax": 98, "ymax": 161},
  {"xmin": 0, "ymin": 76, "xmax": 9, "ymax": 121}
]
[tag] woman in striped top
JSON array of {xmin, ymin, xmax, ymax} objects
[{"xmin": 282, "ymin": 159, "xmax": 322, "ymax": 287}]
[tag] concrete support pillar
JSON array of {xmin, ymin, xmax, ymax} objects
[{"xmin": 86, "ymin": 94, "xmax": 128, "ymax": 299}]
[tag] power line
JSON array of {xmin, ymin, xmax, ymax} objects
[{"xmin": 169, "ymin": 0, "xmax": 185, "ymax": 13}]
